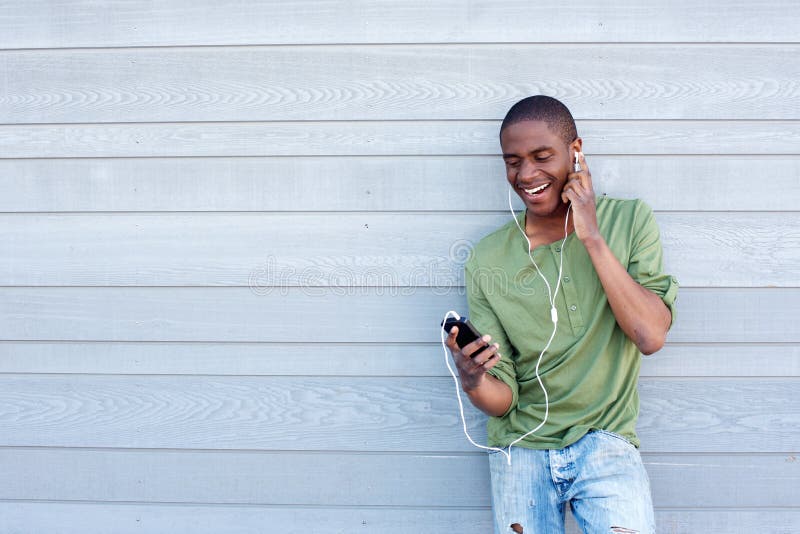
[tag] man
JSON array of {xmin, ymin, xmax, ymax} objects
[{"xmin": 445, "ymin": 95, "xmax": 678, "ymax": 534}]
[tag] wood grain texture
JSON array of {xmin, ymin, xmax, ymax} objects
[
  {"xmin": 0, "ymin": 288, "xmax": 797, "ymax": 343},
  {"xmin": 0, "ymin": 156, "xmax": 798, "ymax": 212},
  {"xmin": 0, "ymin": 287, "xmax": 795, "ymax": 343},
  {"xmin": 648, "ymin": 510, "xmax": 800, "ymax": 534},
  {"xmin": 2, "ymin": 341, "xmax": 797, "ymax": 378},
  {"xmin": 3, "ymin": 45, "xmax": 797, "ymax": 122},
  {"xmin": 1, "ymin": 0, "xmax": 797, "ymax": 527},
  {"xmin": 0, "ymin": 503, "xmax": 494, "ymax": 534},
  {"xmin": 0, "ymin": 375, "xmax": 796, "ymax": 452},
  {"xmin": 1, "ymin": 212, "xmax": 798, "ymax": 287},
  {"xmin": 0, "ymin": 503, "xmax": 796, "ymax": 534},
  {"xmin": 1, "ymin": 0, "xmax": 798, "ymax": 48},
  {"xmin": 0, "ymin": 449, "xmax": 796, "ymax": 507},
  {"xmin": 1, "ymin": 121, "xmax": 799, "ymax": 158}
]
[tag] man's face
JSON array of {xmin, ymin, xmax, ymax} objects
[{"xmin": 500, "ymin": 120, "xmax": 580, "ymax": 219}]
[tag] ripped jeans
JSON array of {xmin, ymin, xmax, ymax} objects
[{"xmin": 489, "ymin": 429, "xmax": 655, "ymax": 534}]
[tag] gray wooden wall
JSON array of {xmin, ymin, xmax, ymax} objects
[{"xmin": 1, "ymin": 1, "xmax": 798, "ymax": 532}]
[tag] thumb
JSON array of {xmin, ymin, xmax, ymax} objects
[{"xmin": 446, "ymin": 326, "xmax": 459, "ymax": 348}]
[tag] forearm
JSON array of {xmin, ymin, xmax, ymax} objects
[
  {"xmin": 464, "ymin": 373, "xmax": 513, "ymax": 417},
  {"xmin": 583, "ymin": 233, "xmax": 672, "ymax": 354}
]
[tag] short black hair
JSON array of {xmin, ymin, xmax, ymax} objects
[{"xmin": 500, "ymin": 95, "xmax": 578, "ymax": 146}]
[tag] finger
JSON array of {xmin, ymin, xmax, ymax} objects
[
  {"xmin": 472, "ymin": 344, "xmax": 500, "ymax": 367},
  {"xmin": 577, "ymin": 151, "xmax": 592, "ymax": 189},
  {"xmin": 566, "ymin": 176, "xmax": 583, "ymax": 190},
  {"xmin": 576, "ymin": 151, "xmax": 588, "ymax": 172},
  {"xmin": 562, "ymin": 181, "xmax": 580, "ymax": 203},
  {"xmin": 565, "ymin": 170, "xmax": 588, "ymax": 192},
  {"xmin": 466, "ymin": 346, "xmax": 498, "ymax": 374},
  {"xmin": 563, "ymin": 175, "xmax": 588, "ymax": 195},
  {"xmin": 463, "ymin": 334, "xmax": 492, "ymax": 358},
  {"xmin": 562, "ymin": 187, "xmax": 579, "ymax": 204},
  {"xmin": 470, "ymin": 342, "xmax": 497, "ymax": 363},
  {"xmin": 480, "ymin": 351, "xmax": 502, "ymax": 372}
]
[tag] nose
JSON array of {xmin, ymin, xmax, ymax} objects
[{"xmin": 518, "ymin": 158, "xmax": 540, "ymax": 182}]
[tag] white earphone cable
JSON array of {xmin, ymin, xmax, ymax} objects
[
  {"xmin": 441, "ymin": 188, "xmax": 571, "ymax": 465},
  {"xmin": 440, "ymin": 310, "xmax": 510, "ymax": 460}
]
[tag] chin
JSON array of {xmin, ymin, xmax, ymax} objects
[{"xmin": 525, "ymin": 198, "xmax": 564, "ymax": 217}]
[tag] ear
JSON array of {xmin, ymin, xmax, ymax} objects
[{"xmin": 569, "ymin": 137, "xmax": 583, "ymax": 158}]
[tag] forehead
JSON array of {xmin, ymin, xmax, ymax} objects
[{"xmin": 500, "ymin": 120, "xmax": 564, "ymax": 154}]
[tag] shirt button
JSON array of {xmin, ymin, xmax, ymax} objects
[
  {"xmin": 555, "ymin": 247, "xmax": 561, "ymax": 252},
  {"xmin": 569, "ymin": 305, "xmax": 577, "ymax": 311},
  {"xmin": 563, "ymin": 276, "xmax": 570, "ymax": 283}
]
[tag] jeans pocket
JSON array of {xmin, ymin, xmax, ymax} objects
[{"xmin": 594, "ymin": 429, "xmax": 634, "ymax": 447}]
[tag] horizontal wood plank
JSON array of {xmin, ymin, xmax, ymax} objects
[
  {"xmin": 3, "ymin": 45, "xmax": 797, "ymax": 122},
  {"xmin": 0, "ymin": 375, "xmax": 796, "ymax": 452},
  {"xmin": 0, "ymin": 288, "xmax": 796, "ymax": 343},
  {"xmin": 0, "ymin": 502, "xmax": 492, "ymax": 534},
  {"xmin": 1, "ymin": 0, "xmax": 797, "ymax": 47},
  {"xmin": 647, "ymin": 510, "xmax": 800, "ymax": 534},
  {"xmin": 1, "ymin": 121, "xmax": 798, "ymax": 158},
  {"xmin": 0, "ymin": 449, "xmax": 796, "ymax": 507},
  {"xmin": 1, "ymin": 212, "xmax": 797, "ymax": 287},
  {"xmin": 0, "ymin": 503, "xmax": 797, "ymax": 534},
  {"xmin": 0, "ymin": 156, "xmax": 798, "ymax": 212},
  {"xmin": 1, "ymin": 342, "xmax": 797, "ymax": 378}
]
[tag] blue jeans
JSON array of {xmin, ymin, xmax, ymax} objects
[{"xmin": 488, "ymin": 430, "xmax": 655, "ymax": 534}]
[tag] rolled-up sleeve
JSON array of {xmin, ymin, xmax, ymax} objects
[
  {"xmin": 627, "ymin": 200, "xmax": 679, "ymax": 328},
  {"xmin": 465, "ymin": 255, "xmax": 519, "ymax": 416}
]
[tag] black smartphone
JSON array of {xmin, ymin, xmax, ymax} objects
[{"xmin": 441, "ymin": 317, "xmax": 487, "ymax": 357}]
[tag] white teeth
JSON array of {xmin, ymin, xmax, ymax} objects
[{"xmin": 523, "ymin": 183, "xmax": 549, "ymax": 195}]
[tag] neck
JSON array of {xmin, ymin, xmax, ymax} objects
[{"xmin": 524, "ymin": 204, "xmax": 573, "ymax": 237}]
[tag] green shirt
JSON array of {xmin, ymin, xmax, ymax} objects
[{"xmin": 465, "ymin": 196, "xmax": 678, "ymax": 449}]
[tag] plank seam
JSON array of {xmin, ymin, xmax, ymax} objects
[
  {"xmin": 0, "ymin": 446, "xmax": 795, "ymax": 457},
  {"xmin": 2, "ymin": 41, "xmax": 800, "ymax": 53},
  {"xmin": 0, "ymin": 499, "xmax": 797, "ymax": 511},
  {"xmin": 3, "ymin": 154, "xmax": 800, "ymax": 161},
  {"xmin": 0, "ymin": 210, "xmax": 798, "ymax": 215},
  {"xmin": 2, "ymin": 119, "xmax": 800, "ymax": 127},
  {"xmin": 0, "ymin": 372, "xmax": 797, "ymax": 380},
  {"xmin": 2, "ymin": 154, "xmax": 800, "ymax": 160}
]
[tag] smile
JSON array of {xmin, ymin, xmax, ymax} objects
[{"xmin": 522, "ymin": 183, "xmax": 550, "ymax": 195}]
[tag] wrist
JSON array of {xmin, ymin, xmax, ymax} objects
[
  {"xmin": 462, "ymin": 373, "xmax": 486, "ymax": 394},
  {"xmin": 580, "ymin": 230, "xmax": 605, "ymax": 251}
]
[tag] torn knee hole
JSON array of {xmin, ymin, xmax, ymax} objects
[
  {"xmin": 510, "ymin": 523, "xmax": 523, "ymax": 534},
  {"xmin": 610, "ymin": 527, "xmax": 638, "ymax": 534}
]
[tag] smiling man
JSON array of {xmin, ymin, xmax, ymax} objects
[{"xmin": 445, "ymin": 96, "xmax": 678, "ymax": 533}]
